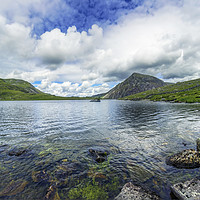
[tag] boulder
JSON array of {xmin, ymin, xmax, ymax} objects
[
  {"xmin": 166, "ymin": 149, "xmax": 200, "ymax": 169},
  {"xmin": 171, "ymin": 177, "xmax": 200, "ymax": 200},
  {"xmin": 115, "ymin": 182, "xmax": 160, "ymax": 200}
]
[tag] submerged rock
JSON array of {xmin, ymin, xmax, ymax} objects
[
  {"xmin": 0, "ymin": 179, "xmax": 28, "ymax": 197},
  {"xmin": 127, "ymin": 161, "xmax": 154, "ymax": 183},
  {"xmin": 0, "ymin": 144, "xmax": 8, "ymax": 153},
  {"xmin": 87, "ymin": 169, "xmax": 107, "ymax": 180},
  {"xmin": 90, "ymin": 98, "xmax": 101, "ymax": 102},
  {"xmin": 32, "ymin": 170, "xmax": 49, "ymax": 183},
  {"xmin": 8, "ymin": 147, "xmax": 28, "ymax": 156},
  {"xmin": 53, "ymin": 161, "xmax": 84, "ymax": 186},
  {"xmin": 171, "ymin": 177, "xmax": 200, "ymax": 200},
  {"xmin": 89, "ymin": 149, "xmax": 108, "ymax": 163},
  {"xmin": 115, "ymin": 182, "xmax": 160, "ymax": 200},
  {"xmin": 196, "ymin": 138, "xmax": 200, "ymax": 152},
  {"xmin": 44, "ymin": 185, "xmax": 60, "ymax": 200},
  {"xmin": 55, "ymin": 162, "xmax": 82, "ymax": 177},
  {"xmin": 166, "ymin": 149, "xmax": 200, "ymax": 169}
]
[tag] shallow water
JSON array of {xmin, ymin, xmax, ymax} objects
[{"xmin": 0, "ymin": 100, "xmax": 200, "ymax": 199}]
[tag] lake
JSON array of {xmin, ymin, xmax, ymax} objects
[{"xmin": 0, "ymin": 100, "xmax": 200, "ymax": 199}]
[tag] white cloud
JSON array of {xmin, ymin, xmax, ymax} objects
[
  {"xmin": 0, "ymin": 16, "xmax": 35, "ymax": 59},
  {"xmin": 36, "ymin": 25, "xmax": 103, "ymax": 65},
  {"xmin": 87, "ymin": 0, "xmax": 200, "ymax": 81},
  {"xmin": 36, "ymin": 80, "xmax": 109, "ymax": 97},
  {"xmin": 1, "ymin": 0, "xmax": 200, "ymax": 96}
]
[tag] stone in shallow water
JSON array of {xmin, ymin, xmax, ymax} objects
[
  {"xmin": 44, "ymin": 185, "xmax": 60, "ymax": 200},
  {"xmin": 8, "ymin": 147, "xmax": 28, "ymax": 156},
  {"xmin": 127, "ymin": 161, "xmax": 155, "ymax": 183},
  {"xmin": 171, "ymin": 177, "xmax": 200, "ymax": 200},
  {"xmin": 196, "ymin": 139, "xmax": 200, "ymax": 152},
  {"xmin": 0, "ymin": 180, "xmax": 28, "ymax": 197},
  {"xmin": 89, "ymin": 148, "xmax": 108, "ymax": 163},
  {"xmin": 166, "ymin": 149, "xmax": 200, "ymax": 169},
  {"xmin": 32, "ymin": 170, "xmax": 49, "ymax": 183},
  {"xmin": 115, "ymin": 182, "xmax": 160, "ymax": 200}
]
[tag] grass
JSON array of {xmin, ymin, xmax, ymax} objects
[
  {"xmin": 0, "ymin": 90, "xmax": 91, "ymax": 101},
  {"xmin": 122, "ymin": 78, "xmax": 200, "ymax": 103}
]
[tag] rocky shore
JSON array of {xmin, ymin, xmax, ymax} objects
[
  {"xmin": 115, "ymin": 138, "xmax": 200, "ymax": 200},
  {"xmin": 2, "ymin": 139, "xmax": 200, "ymax": 199}
]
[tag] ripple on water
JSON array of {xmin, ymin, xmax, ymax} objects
[{"xmin": 0, "ymin": 100, "xmax": 200, "ymax": 199}]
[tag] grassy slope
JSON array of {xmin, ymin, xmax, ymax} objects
[
  {"xmin": 0, "ymin": 78, "xmax": 90, "ymax": 101},
  {"xmin": 121, "ymin": 78, "xmax": 200, "ymax": 103}
]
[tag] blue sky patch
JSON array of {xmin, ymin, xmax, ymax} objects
[{"xmin": 31, "ymin": 0, "xmax": 145, "ymax": 36}]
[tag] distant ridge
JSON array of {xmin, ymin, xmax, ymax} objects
[
  {"xmin": 0, "ymin": 78, "xmax": 42, "ymax": 95},
  {"xmin": 0, "ymin": 78, "xmax": 88, "ymax": 101},
  {"xmin": 103, "ymin": 73, "xmax": 168, "ymax": 99}
]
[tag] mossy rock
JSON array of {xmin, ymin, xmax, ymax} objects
[
  {"xmin": 166, "ymin": 149, "xmax": 200, "ymax": 169},
  {"xmin": 89, "ymin": 149, "xmax": 109, "ymax": 163}
]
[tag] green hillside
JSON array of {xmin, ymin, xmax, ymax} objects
[
  {"xmin": 122, "ymin": 78, "xmax": 200, "ymax": 103},
  {"xmin": 0, "ymin": 78, "xmax": 89, "ymax": 101}
]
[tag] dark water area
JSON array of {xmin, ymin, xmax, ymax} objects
[{"xmin": 0, "ymin": 100, "xmax": 200, "ymax": 199}]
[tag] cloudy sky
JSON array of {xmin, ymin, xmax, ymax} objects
[{"xmin": 0, "ymin": 0, "xmax": 200, "ymax": 97}]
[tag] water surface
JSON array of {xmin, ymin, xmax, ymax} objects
[{"xmin": 0, "ymin": 100, "xmax": 200, "ymax": 199}]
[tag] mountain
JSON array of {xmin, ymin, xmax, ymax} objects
[
  {"xmin": 103, "ymin": 73, "xmax": 168, "ymax": 99},
  {"xmin": 122, "ymin": 78, "xmax": 200, "ymax": 103},
  {"xmin": 91, "ymin": 93, "xmax": 107, "ymax": 98},
  {"xmin": 0, "ymin": 78, "xmax": 88, "ymax": 101}
]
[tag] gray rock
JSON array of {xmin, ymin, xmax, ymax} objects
[
  {"xmin": 171, "ymin": 177, "xmax": 200, "ymax": 200},
  {"xmin": 115, "ymin": 182, "xmax": 160, "ymax": 200}
]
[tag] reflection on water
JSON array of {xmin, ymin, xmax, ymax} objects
[{"xmin": 0, "ymin": 100, "xmax": 200, "ymax": 199}]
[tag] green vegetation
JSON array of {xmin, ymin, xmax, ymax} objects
[
  {"xmin": 122, "ymin": 78, "xmax": 200, "ymax": 103},
  {"xmin": 68, "ymin": 182, "xmax": 109, "ymax": 200},
  {"xmin": 68, "ymin": 176, "xmax": 120, "ymax": 200},
  {"xmin": 0, "ymin": 78, "xmax": 90, "ymax": 101},
  {"xmin": 67, "ymin": 153, "xmax": 120, "ymax": 200}
]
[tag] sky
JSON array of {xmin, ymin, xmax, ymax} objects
[{"xmin": 0, "ymin": 0, "xmax": 200, "ymax": 97}]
